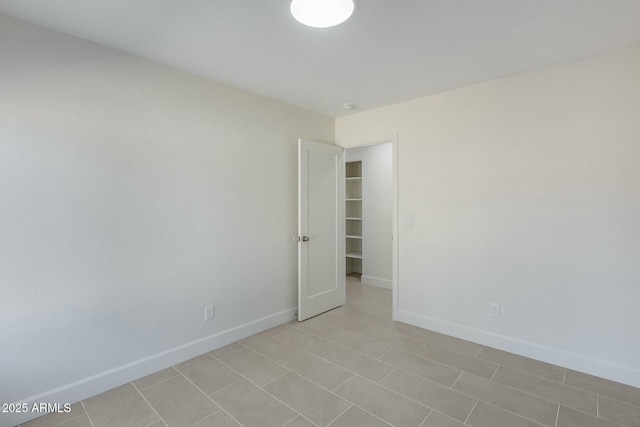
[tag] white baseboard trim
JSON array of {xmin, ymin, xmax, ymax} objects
[
  {"xmin": 397, "ymin": 309, "xmax": 640, "ymax": 389},
  {"xmin": 361, "ymin": 275, "xmax": 392, "ymax": 290},
  {"xmin": 6, "ymin": 307, "xmax": 297, "ymax": 427}
]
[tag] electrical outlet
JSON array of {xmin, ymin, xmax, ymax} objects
[
  {"xmin": 490, "ymin": 303, "xmax": 500, "ymax": 318},
  {"xmin": 401, "ymin": 213, "xmax": 414, "ymax": 226},
  {"xmin": 204, "ymin": 304, "xmax": 215, "ymax": 321}
]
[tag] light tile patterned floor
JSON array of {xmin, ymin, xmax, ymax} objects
[{"xmin": 20, "ymin": 275, "xmax": 640, "ymax": 427}]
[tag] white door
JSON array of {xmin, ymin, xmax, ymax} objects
[{"xmin": 298, "ymin": 139, "xmax": 345, "ymax": 321}]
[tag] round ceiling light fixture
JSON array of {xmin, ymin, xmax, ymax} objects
[{"xmin": 290, "ymin": 0, "xmax": 355, "ymax": 28}]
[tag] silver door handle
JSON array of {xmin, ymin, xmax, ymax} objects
[{"xmin": 298, "ymin": 236, "xmax": 310, "ymax": 242}]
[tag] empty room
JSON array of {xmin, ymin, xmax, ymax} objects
[{"xmin": 1, "ymin": 1, "xmax": 639, "ymax": 427}]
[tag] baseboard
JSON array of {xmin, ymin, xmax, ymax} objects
[
  {"xmin": 5, "ymin": 307, "xmax": 297, "ymax": 427},
  {"xmin": 361, "ymin": 275, "xmax": 392, "ymax": 289},
  {"xmin": 397, "ymin": 309, "xmax": 640, "ymax": 389}
]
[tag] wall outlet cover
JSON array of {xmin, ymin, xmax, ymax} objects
[
  {"xmin": 205, "ymin": 305, "xmax": 215, "ymax": 321},
  {"xmin": 401, "ymin": 213, "xmax": 414, "ymax": 226},
  {"xmin": 490, "ymin": 303, "xmax": 500, "ymax": 318}
]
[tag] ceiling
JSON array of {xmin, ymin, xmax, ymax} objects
[{"xmin": 1, "ymin": 0, "xmax": 639, "ymax": 117}]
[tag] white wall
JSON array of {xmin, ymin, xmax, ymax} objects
[
  {"xmin": 0, "ymin": 14, "xmax": 333, "ymax": 424},
  {"xmin": 345, "ymin": 144, "xmax": 393, "ymax": 288},
  {"xmin": 336, "ymin": 47, "xmax": 640, "ymax": 387}
]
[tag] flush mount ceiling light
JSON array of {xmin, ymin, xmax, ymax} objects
[{"xmin": 290, "ymin": 0, "xmax": 355, "ymax": 28}]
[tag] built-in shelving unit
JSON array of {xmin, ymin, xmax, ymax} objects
[{"xmin": 345, "ymin": 161, "xmax": 363, "ymax": 274}]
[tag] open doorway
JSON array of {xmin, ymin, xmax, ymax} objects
[{"xmin": 344, "ymin": 141, "xmax": 395, "ymax": 319}]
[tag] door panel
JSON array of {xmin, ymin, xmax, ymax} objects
[{"xmin": 298, "ymin": 139, "xmax": 344, "ymax": 321}]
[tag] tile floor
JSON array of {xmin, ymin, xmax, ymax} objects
[{"xmin": 20, "ymin": 275, "xmax": 640, "ymax": 427}]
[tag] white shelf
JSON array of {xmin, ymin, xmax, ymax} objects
[{"xmin": 346, "ymin": 160, "xmax": 363, "ymax": 275}]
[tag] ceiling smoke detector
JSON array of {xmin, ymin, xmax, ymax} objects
[{"xmin": 290, "ymin": 0, "xmax": 355, "ymax": 28}]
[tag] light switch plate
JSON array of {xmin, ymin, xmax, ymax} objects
[{"xmin": 401, "ymin": 213, "xmax": 414, "ymax": 226}]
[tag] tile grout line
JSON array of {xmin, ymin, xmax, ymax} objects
[
  {"xmin": 560, "ymin": 379, "xmax": 640, "ymax": 411},
  {"xmin": 328, "ymin": 394, "xmax": 409, "ymax": 427},
  {"xmin": 488, "ymin": 363, "xmax": 609, "ymax": 411},
  {"xmin": 376, "ymin": 367, "xmax": 397, "ymax": 385},
  {"xmin": 433, "ymin": 409, "xmax": 476, "ymax": 427},
  {"xmin": 313, "ymin": 343, "xmax": 398, "ymax": 382},
  {"xmin": 255, "ymin": 323, "xmax": 466, "ymax": 415},
  {"xmin": 324, "ymin": 404, "xmax": 354, "ymax": 427},
  {"xmin": 175, "ymin": 368, "xmax": 256, "ymax": 427},
  {"xmin": 596, "ymin": 392, "xmax": 640, "ymax": 410},
  {"xmin": 244, "ymin": 330, "xmax": 388, "ymax": 385},
  {"xmin": 409, "ymin": 333, "xmax": 485, "ymax": 358},
  {"xmin": 488, "ymin": 364, "xmax": 499, "ymax": 382},
  {"xmin": 338, "ymin": 323, "xmax": 425, "ymax": 351},
  {"xmin": 323, "ymin": 334, "xmax": 393, "ymax": 361},
  {"xmin": 144, "ymin": 418, "xmax": 166, "ymax": 427},
  {"xmin": 449, "ymin": 371, "xmax": 464, "ymax": 390},
  {"xmin": 322, "ymin": 307, "xmax": 480, "ymax": 358},
  {"xmin": 392, "ymin": 366, "xmax": 467, "ymax": 396},
  {"xmin": 168, "ymin": 329, "xmax": 610, "ymax": 427},
  {"xmin": 282, "ymin": 416, "xmax": 317, "ymax": 427},
  {"xmin": 559, "ymin": 403, "xmax": 628, "ymax": 427},
  {"xmin": 209, "ymin": 342, "xmax": 246, "ymax": 359},
  {"xmin": 562, "ymin": 368, "xmax": 567, "ymax": 384},
  {"xmin": 376, "ymin": 347, "xmax": 395, "ymax": 361},
  {"xmin": 219, "ymin": 340, "xmax": 426, "ymax": 427},
  {"xmin": 131, "ymin": 380, "xmax": 173, "ymax": 427},
  {"xmin": 135, "ymin": 372, "xmax": 181, "ymax": 392},
  {"xmin": 265, "ymin": 331, "xmax": 399, "ymax": 383},
  {"xmin": 204, "ymin": 376, "xmax": 243, "ymax": 397},
  {"xmin": 554, "ymin": 404, "xmax": 560, "ymax": 427},
  {"xmin": 475, "ymin": 352, "xmax": 566, "ymax": 384},
  {"xmin": 508, "ymin": 365, "xmax": 608, "ymax": 407},
  {"xmin": 330, "ymin": 373, "xmax": 356, "ymax": 392},
  {"xmin": 79, "ymin": 401, "xmax": 97, "ymax": 427},
  {"xmin": 316, "ymin": 321, "xmax": 494, "ymax": 381},
  {"xmin": 213, "ymin": 353, "xmax": 318, "ymax": 427},
  {"xmin": 375, "ymin": 344, "xmax": 473, "ymax": 382},
  {"xmin": 270, "ymin": 329, "xmax": 340, "ymax": 358},
  {"xmin": 31, "ymin": 412, "xmax": 87, "ymax": 427},
  {"xmin": 413, "ymin": 343, "xmax": 426, "ymax": 355},
  {"xmin": 349, "ymin": 373, "xmax": 452, "ymax": 418},
  {"xmin": 475, "ymin": 400, "xmax": 555, "ymax": 427},
  {"xmin": 596, "ymin": 394, "xmax": 599, "ymax": 418},
  {"xmin": 186, "ymin": 411, "xmax": 222, "ymax": 427},
  {"xmin": 487, "ymin": 363, "xmax": 568, "ymax": 387},
  {"xmin": 451, "ymin": 371, "xmax": 588, "ymax": 418},
  {"xmin": 463, "ymin": 400, "xmax": 479, "ymax": 424},
  {"xmin": 417, "ymin": 410, "xmax": 432, "ymax": 427}
]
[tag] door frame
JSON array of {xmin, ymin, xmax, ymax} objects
[{"xmin": 341, "ymin": 136, "xmax": 399, "ymax": 321}]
